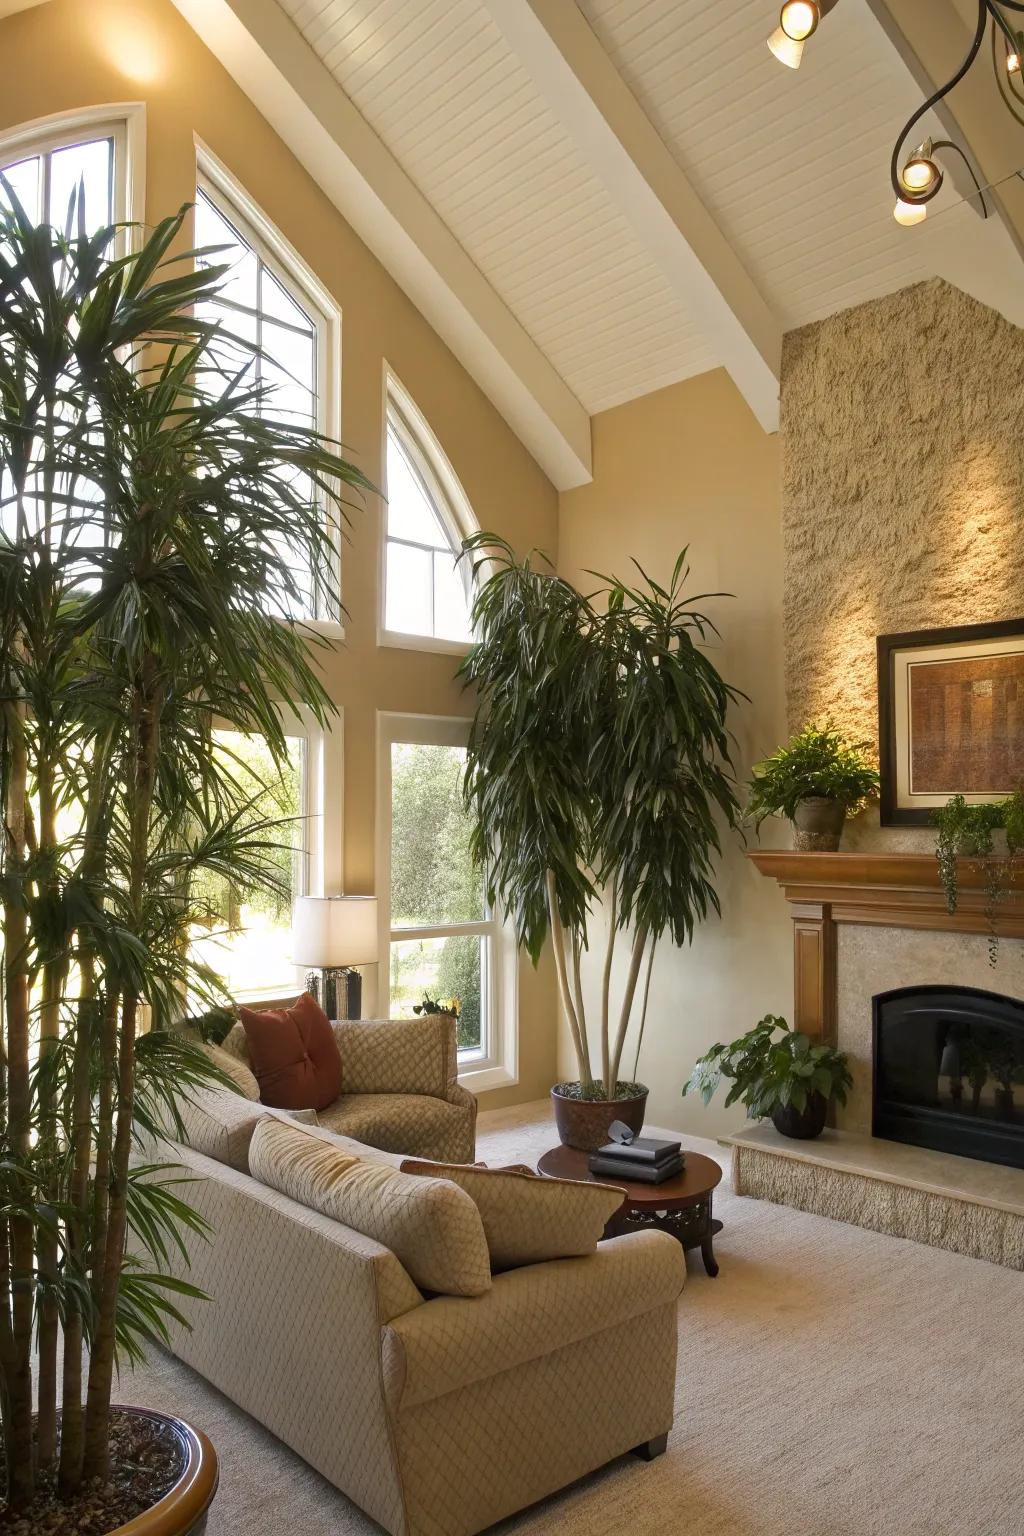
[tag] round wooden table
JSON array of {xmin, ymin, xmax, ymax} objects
[{"xmin": 537, "ymin": 1144, "xmax": 724, "ymax": 1276}]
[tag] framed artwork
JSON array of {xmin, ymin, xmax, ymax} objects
[{"xmin": 877, "ymin": 618, "xmax": 1024, "ymax": 826}]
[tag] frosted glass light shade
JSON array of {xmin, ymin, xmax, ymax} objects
[
  {"xmin": 767, "ymin": 25, "xmax": 804, "ymax": 67},
  {"xmin": 894, "ymin": 198, "xmax": 927, "ymax": 227},
  {"xmin": 292, "ymin": 895, "xmax": 379, "ymax": 968}
]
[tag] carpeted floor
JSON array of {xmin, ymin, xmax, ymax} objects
[{"xmin": 120, "ymin": 1102, "xmax": 1024, "ymax": 1536}]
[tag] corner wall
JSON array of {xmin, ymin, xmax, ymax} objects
[{"xmin": 558, "ymin": 369, "xmax": 792, "ymax": 1136}]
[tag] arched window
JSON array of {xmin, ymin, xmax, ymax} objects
[
  {"xmin": 0, "ymin": 107, "xmax": 140, "ymax": 235},
  {"xmin": 383, "ymin": 376, "xmax": 475, "ymax": 648},
  {"xmin": 193, "ymin": 150, "xmax": 340, "ymax": 623}
]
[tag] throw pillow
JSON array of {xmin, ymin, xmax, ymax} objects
[
  {"xmin": 250, "ymin": 1117, "xmax": 491, "ymax": 1297},
  {"xmin": 238, "ymin": 993, "xmax": 343, "ymax": 1112},
  {"xmin": 400, "ymin": 1158, "xmax": 625, "ymax": 1272}
]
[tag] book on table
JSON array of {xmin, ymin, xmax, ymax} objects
[
  {"xmin": 594, "ymin": 1135, "xmax": 683, "ymax": 1165},
  {"xmin": 588, "ymin": 1152, "xmax": 685, "ymax": 1184}
]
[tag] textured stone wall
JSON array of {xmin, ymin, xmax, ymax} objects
[{"xmin": 781, "ymin": 278, "xmax": 1024, "ymax": 848}]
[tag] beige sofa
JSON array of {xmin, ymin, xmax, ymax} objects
[
  {"xmin": 146, "ymin": 1083, "xmax": 685, "ymax": 1535},
  {"xmin": 219, "ymin": 1013, "xmax": 478, "ymax": 1164}
]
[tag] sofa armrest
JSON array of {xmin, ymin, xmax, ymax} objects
[
  {"xmin": 332, "ymin": 1015, "xmax": 458, "ymax": 1100},
  {"xmin": 381, "ymin": 1230, "xmax": 684, "ymax": 1411},
  {"xmin": 446, "ymin": 1079, "xmax": 477, "ymax": 1121}
]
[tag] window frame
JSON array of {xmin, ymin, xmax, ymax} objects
[
  {"xmin": 0, "ymin": 102, "xmax": 145, "ymax": 250},
  {"xmin": 376, "ymin": 711, "xmax": 517, "ymax": 1092},
  {"xmin": 194, "ymin": 140, "xmax": 344, "ymax": 634},
  {"xmin": 379, "ymin": 369, "xmax": 478, "ymax": 657}
]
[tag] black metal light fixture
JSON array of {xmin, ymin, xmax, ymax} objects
[{"xmin": 767, "ymin": 0, "xmax": 1024, "ymax": 224}]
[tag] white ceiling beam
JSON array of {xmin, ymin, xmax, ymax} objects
[
  {"xmin": 169, "ymin": 0, "xmax": 592, "ymax": 490},
  {"xmin": 480, "ymin": 0, "xmax": 782, "ymax": 434}
]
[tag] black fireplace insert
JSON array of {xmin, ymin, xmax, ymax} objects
[{"xmin": 873, "ymin": 985, "xmax": 1024, "ymax": 1171}]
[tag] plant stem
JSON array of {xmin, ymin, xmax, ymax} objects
[
  {"xmin": 600, "ymin": 886, "xmax": 618, "ymax": 1097},
  {"xmin": 545, "ymin": 870, "xmax": 592, "ymax": 1089},
  {"xmin": 631, "ymin": 934, "xmax": 657, "ymax": 1082},
  {"xmin": 608, "ymin": 926, "xmax": 648, "ymax": 1090}
]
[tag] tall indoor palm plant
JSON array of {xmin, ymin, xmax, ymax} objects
[
  {"xmin": 0, "ymin": 190, "xmax": 370, "ymax": 1517},
  {"xmin": 460, "ymin": 537, "xmax": 742, "ymax": 1142}
]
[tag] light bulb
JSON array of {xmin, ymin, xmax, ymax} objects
[
  {"xmin": 768, "ymin": 24, "xmax": 805, "ymax": 68},
  {"xmin": 1008, "ymin": 51, "xmax": 1021, "ymax": 74},
  {"xmin": 900, "ymin": 159, "xmax": 938, "ymax": 193},
  {"xmin": 780, "ymin": 1, "xmax": 819, "ymax": 40},
  {"xmin": 894, "ymin": 198, "xmax": 927, "ymax": 227}
]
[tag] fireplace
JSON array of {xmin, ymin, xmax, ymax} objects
[{"xmin": 873, "ymin": 985, "xmax": 1024, "ymax": 1171}]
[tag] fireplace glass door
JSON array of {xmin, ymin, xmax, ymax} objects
[{"xmin": 873, "ymin": 985, "xmax": 1024, "ymax": 1170}]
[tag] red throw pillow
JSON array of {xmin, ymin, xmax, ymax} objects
[{"xmin": 238, "ymin": 993, "xmax": 342, "ymax": 1112}]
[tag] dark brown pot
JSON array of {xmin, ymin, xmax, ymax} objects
[
  {"xmin": 791, "ymin": 796, "xmax": 846, "ymax": 852},
  {"xmin": 770, "ymin": 1093, "xmax": 829, "ymax": 1140},
  {"xmin": 551, "ymin": 1084, "xmax": 649, "ymax": 1151},
  {"xmin": 112, "ymin": 1408, "xmax": 218, "ymax": 1536}
]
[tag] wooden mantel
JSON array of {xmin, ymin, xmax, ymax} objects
[{"xmin": 749, "ymin": 850, "xmax": 1024, "ymax": 1041}]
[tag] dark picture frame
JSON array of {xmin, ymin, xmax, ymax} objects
[{"xmin": 877, "ymin": 618, "xmax": 1024, "ymax": 826}]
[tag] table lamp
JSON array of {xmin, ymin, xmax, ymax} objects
[{"xmin": 291, "ymin": 895, "xmax": 379, "ymax": 1020}]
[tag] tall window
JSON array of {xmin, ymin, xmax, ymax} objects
[
  {"xmin": 193, "ymin": 165, "xmax": 337, "ymax": 621},
  {"xmin": 188, "ymin": 729, "xmax": 309, "ymax": 1006},
  {"xmin": 380, "ymin": 715, "xmax": 509, "ymax": 1070},
  {"xmin": 384, "ymin": 380, "xmax": 474, "ymax": 646}
]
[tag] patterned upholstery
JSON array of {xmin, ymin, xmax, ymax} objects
[
  {"xmin": 220, "ymin": 1015, "xmax": 476, "ymax": 1164},
  {"xmin": 198, "ymin": 1039, "xmax": 260, "ymax": 1100},
  {"xmin": 165, "ymin": 1087, "xmax": 267, "ymax": 1173},
  {"xmin": 142, "ymin": 1129, "xmax": 684, "ymax": 1536},
  {"xmin": 400, "ymin": 1158, "xmax": 626, "ymax": 1271},
  {"xmin": 249, "ymin": 1118, "xmax": 492, "ymax": 1298}
]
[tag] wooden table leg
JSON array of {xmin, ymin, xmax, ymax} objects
[{"xmin": 701, "ymin": 1198, "xmax": 723, "ymax": 1277}]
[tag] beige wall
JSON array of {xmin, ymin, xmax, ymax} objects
[
  {"xmin": 0, "ymin": 0, "xmax": 559, "ymax": 1108},
  {"xmin": 782, "ymin": 277, "xmax": 1024, "ymax": 852},
  {"xmin": 559, "ymin": 369, "xmax": 793, "ymax": 1137}
]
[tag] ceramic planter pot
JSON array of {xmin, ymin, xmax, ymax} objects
[
  {"xmin": 551, "ymin": 1084, "xmax": 649, "ymax": 1151},
  {"xmin": 770, "ymin": 1092, "xmax": 829, "ymax": 1140},
  {"xmin": 791, "ymin": 796, "xmax": 846, "ymax": 852},
  {"xmin": 112, "ymin": 1408, "xmax": 218, "ymax": 1536}
]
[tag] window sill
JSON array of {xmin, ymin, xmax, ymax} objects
[
  {"xmin": 458, "ymin": 1061, "xmax": 518, "ymax": 1094},
  {"xmin": 379, "ymin": 628, "xmax": 472, "ymax": 658}
]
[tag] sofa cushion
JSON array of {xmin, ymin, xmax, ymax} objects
[
  {"xmin": 400, "ymin": 1159, "xmax": 625, "ymax": 1272},
  {"xmin": 319, "ymin": 1093, "xmax": 472, "ymax": 1164},
  {"xmin": 249, "ymin": 1117, "xmax": 491, "ymax": 1298},
  {"xmin": 197, "ymin": 1039, "xmax": 260, "ymax": 1101},
  {"xmin": 170, "ymin": 1088, "xmax": 268, "ymax": 1174},
  {"xmin": 239, "ymin": 993, "xmax": 342, "ymax": 1112},
  {"xmin": 331, "ymin": 1017, "xmax": 456, "ymax": 1099}
]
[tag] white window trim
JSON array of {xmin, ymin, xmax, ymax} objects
[
  {"xmin": 194, "ymin": 138, "xmax": 345, "ymax": 637},
  {"xmin": 0, "ymin": 102, "xmax": 146, "ymax": 247},
  {"xmin": 203, "ymin": 704, "xmax": 343, "ymax": 1007},
  {"xmin": 376, "ymin": 710, "xmax": 517, "ymax": 1092},
  {"xmin": 379, "ymin": 366, "xmax": 477, "ymax": 657}
]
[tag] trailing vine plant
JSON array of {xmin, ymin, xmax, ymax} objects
[{"xmin": 933, "ymin": 791, "xmax": 1024, "ymax": 964}]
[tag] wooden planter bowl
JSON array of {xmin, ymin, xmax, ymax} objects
[
  {"xmin": 551, "ymin": 1085, "xmax": 649, "ymax": 1151},
  {"xmin": 112, "ymin": 1408, "xmax": 219, "ymax": 1536}
]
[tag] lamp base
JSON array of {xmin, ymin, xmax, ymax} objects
[{"xmin": 306, "ymin": 967, "xmax": 362, "ymax": 1021}]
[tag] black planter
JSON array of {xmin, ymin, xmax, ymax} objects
[{"xmin": 770, "ymin": 1092, "xmax": 829, "ymax": 1140}]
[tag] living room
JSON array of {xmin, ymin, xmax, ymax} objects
[{"xmin": 0, "ymin": 1, "xmax": 1022, "ymax": 1533}]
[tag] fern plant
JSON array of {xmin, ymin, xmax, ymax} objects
[{"xmin": 747, "ymin": 721, "xmax": 879, "ymax": 829}]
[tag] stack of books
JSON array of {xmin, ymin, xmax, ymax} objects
[{"xmin": 588, "ymin": 1135, "xmax": 685, "ymax": 1184}]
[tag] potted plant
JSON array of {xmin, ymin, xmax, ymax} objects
[
  {"xmin": 933, "ymin": 791, "xmax": 1024, "ymax": 964},
  {"xmin": 0, "ymin": 190, "xmax": 369, "ymax": 1528},
  {"xmin": 747, "ymin": 722, "xmax": 879, "ymax": 851},
  {"xmin": 460, "ymin": 542, "xmax": 742, "ymax": 1150},
  {"xmin": 682, "ymin": 1015, "xmax": 853, "ymax": 1139}
]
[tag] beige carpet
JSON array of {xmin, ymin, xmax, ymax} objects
[{"xmin": 122, "ymin": 1102, "xmax": 1024, "ymax": 1536}]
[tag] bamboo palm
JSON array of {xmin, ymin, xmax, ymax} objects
[
  {"xmin": 460, "ymin": 538, "xmax": 743, "ymax": 1100},
  {"xmin": 0, "ymin": 188, "xmax": 372, "ymax": 1511}
]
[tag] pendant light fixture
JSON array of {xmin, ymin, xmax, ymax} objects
[
  {"xmin": 767, "ymin": 1, "xmax": 839, "ymax": 70},
  {"xmin": 766, "ymin": 0, "xmax": 1023, "ymax": 224}
]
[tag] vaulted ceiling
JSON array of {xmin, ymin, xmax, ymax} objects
[{"xmin": 171, "ymin": 0, "xmax": 1024, "ymax": 486}]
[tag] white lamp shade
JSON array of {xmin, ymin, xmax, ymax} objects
[{"xmin": 292, "ymin": 895, "xmax": 379, "ymax": 968}]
